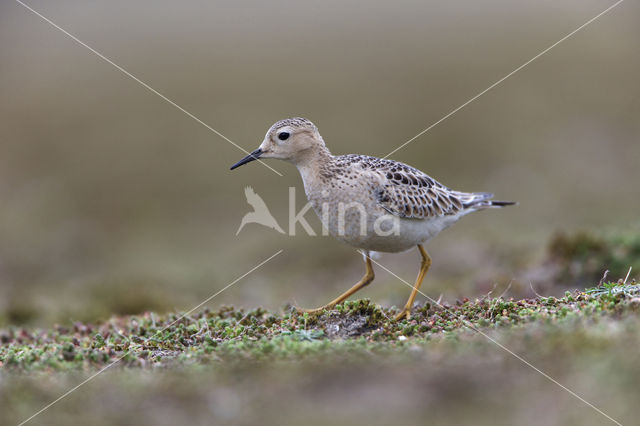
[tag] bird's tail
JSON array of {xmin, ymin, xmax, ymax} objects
[
  {"xmin": 487, "ymin": 200, "xmax": 518, "ymax": 207},
  {"xmin": 456, "ymin": 192, "xmax": 517, "ymax": 209}
]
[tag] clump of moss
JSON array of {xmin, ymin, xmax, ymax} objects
[
  {"xmin": 548, "ymin": 230, "xmax": 640, "ymax": 286},
  {"xmin": 314, "ymin": 299, "xmax": 389, "ymax": 339}
]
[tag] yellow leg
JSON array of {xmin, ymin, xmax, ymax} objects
[
  {"xmin": 394, "ymin": 245, "xmax": 431, "ymax": 321},
  {"xmin": 299, "ymin": 252, "xmax": 375, "ymax": 314}
]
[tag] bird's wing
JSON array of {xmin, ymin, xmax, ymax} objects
[{"xmin": 340, "ymin": 155, "xmax": 465, "ymax": 219}]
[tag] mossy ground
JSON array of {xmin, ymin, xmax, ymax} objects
[
  {"xmin": 2, "ymin": 282, "xmax": 640, "ymax": 425},
  {"xmin": 2, "ymin": 230, "xmax": 639, "ymax": 425},
  {"xmin": 2, "ymin": 281, "xmax": 638, "ymax": 372}
]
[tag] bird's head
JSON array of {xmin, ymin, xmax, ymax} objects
[{"xmin": 230, "ymin": 117, "xmax": 327, "ymax": 170}]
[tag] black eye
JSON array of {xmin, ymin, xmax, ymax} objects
[{"xmin": 278, "ymin": 132, "xmax": 290, "ymax": 141}]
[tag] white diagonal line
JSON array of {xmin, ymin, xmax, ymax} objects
[
  {"xmin": 366, "ymin": 252, "xmax": 622, "ymax": 425},
  {"xmin": 14, "ymin": 0, "xmax": 283, "ymax": 177},
  {"xmin": 17, "ymin": 249, "xmax": 284, "ymax": 426},
  {"xmin": 383, "ymin": 0, "xmax": 625, "ymax": 159}
]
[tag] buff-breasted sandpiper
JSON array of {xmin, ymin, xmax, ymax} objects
[{"xmin": 231, "ymin": 117, "xmax": 515, "ymax": 320}]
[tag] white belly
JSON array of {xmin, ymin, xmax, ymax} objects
[
  {"xmin": 355, "ymin": 214, "xmax": 463, "ymax": 252},
  {"xmin": 310, "ymin": 196, "xmax": 465, "ymax": 253}
]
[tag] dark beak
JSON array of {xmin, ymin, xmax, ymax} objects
[{"xmin": 230, "ymin": 148, "xmax": 263, "ymax": 170}]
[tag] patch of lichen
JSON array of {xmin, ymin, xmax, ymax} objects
[{"xmin": 1, "ymin": 281, "xmax": 638, "ymax": 372}]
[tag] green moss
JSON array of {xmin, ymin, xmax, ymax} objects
[{"xmin": 2, "ymin": 282, "xmax": 639, "ymax": 372}]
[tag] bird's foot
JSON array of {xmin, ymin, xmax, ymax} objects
[{"xmin": 394, "ymin": 307, "xmax": 412, "ymax": 321}]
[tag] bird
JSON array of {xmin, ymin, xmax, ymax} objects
[
  {"xmin": 230, "ymin": 117, "xmax": 515, "ymax": 320},
  {"xmin": 236, "ymin": 186, "xmax": 285, "ymax": 235}
]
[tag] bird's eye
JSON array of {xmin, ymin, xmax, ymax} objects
[{"xmin": 278, "ymin": 132, "xmax": 290, "ymax": 141}]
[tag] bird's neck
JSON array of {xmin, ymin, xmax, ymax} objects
[
  {"xmin": 292, "ymin": 144, "xmax": 332, "ymax": 171},
  {"xmin": 294, "ymin": 146, "xmax": 334, "ymax": 198}
]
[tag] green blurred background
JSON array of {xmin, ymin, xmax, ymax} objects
[{"xmin": 1, "ymin": 0, "xmax": 639, "ymax": 326}]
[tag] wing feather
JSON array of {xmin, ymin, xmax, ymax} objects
[{"xmin": 335, "ymin": 155, "xmax": 464, "ymax": 219}]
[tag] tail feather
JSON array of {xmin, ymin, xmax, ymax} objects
[
  {"xmin": 458, "ymin": 191, "xmax": 516, "ymax": 209},
  {"xmin": 489, "ymin": 200, "xmax": 517, "ymax": 207}
]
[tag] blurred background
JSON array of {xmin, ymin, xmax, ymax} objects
[{"xmin": 1, "ymin": 0, "xmax": 638, "ymax": 326}]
